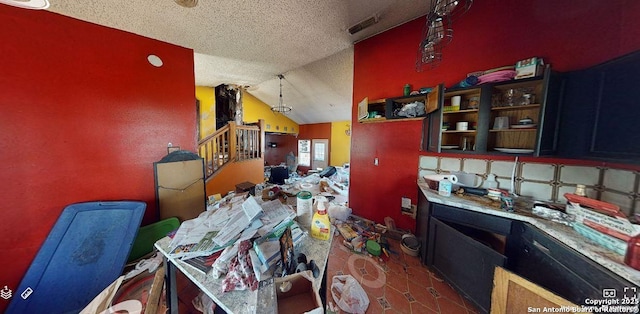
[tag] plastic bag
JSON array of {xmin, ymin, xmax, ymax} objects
[
  {"xmin": 328, "ymin": 203, "xmax": 351, "ymax": 223},
  {"xmin": 331, "ymin": 275, "xmax": 369, "ymax": 314}
]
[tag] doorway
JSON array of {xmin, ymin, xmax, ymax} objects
[{"xmin": 311, "ymin": 139, "xmax": 329, "ymax": 170}]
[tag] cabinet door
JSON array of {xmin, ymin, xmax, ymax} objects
[
  {"xmin": 512, "ymin": 223, "xmax": 638, "ymax": 306},
  {"xmin": 589, "ymin": 54, "xmax": 640, "ymax": 160},
  {"xmin": 422, "ymin": 84, "xmax": 445, "ymax": 152},
  {"xmin": 558, "ymin": 51, "xmax": 640, "ymax": 163},
  {"xmin": 416, "ymin": 189, "xmax": 430, "ymax": 264},
  {"xmin": 428, "ymin": 217, "xmax": 506, "ymax": 313}
]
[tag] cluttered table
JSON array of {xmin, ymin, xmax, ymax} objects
[
  {"xmin": 156, "ymin": 234, "xmax": 331, "ymax": 313},
  {"xmin": 156, "ymin": 174, "xmax": 347, "ymax": 314},
  {"xmin": 418, "ymin": 179, "xmax": 640, "ymax": 286}
]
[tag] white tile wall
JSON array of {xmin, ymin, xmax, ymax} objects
[
  {"xmin": 520, "ymin": 181, "xmax": 554, "ymax": 202},
  {"xmin": 601, "ymin": 191, "xmax": 633, "ymax": 212},
  {"xmin": 559, "ymin": 165, "xmax": 600, "ymax": 186},
  {"xmin": 603, "ymin": 169, "xmax": 636, "ymax": 193},
  {"xmin": 462, "ymin": 158, "xmax": 488, "ymax": 175},
  {"xmin": 489, "ymin": 161, "xmax": 517, "ymax": 178},
  {"xmin": 440, "ymin": 157, "xmax": 462, "ymax": 172},
  {"xmin": 419, "ymin": 156, "xmax": 438, "ymax": 170},
  {"xmin": 418, "ymin": 169, "xmax": 437, "ymax": 178},
  {"xmin": 417, "ymin": 156, "xmax": 639, "ymax": 214},
  {"xmin": 521, "ymin": 162, "xmax": 556, "ymax": 182}
]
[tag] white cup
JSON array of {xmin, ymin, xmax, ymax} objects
[
  {"xmin": 451, "ymin": 96, "xmax": 461, "ymax": 108},
  {"xmin": 456, "ymin": 121, "xmax": 469, "ymax": 131}
]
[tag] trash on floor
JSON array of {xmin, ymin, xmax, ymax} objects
[{"xmin": 331, "ymin": 275, "xmax": 370, "ymax": 314}]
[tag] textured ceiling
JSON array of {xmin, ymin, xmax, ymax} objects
[{"xmin": 44, "ymin": 0, "xmax": 431, "ymax": 124}]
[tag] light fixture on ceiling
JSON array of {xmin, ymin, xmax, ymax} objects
[
  {"xmin": 0, "ymin": 0, "xmax": 49, "ymax": 9},
  {"xmin": 272, "ymin": 74, "xmax": 292, "ymax": 114},
  {"xmin": 174, "ymin": 0, "xmax": 197, "ymax": 8}
]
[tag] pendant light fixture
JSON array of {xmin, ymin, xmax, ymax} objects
[{"xmin": 272, "ymin": 74, "xmax": 292, "ymax": 114}]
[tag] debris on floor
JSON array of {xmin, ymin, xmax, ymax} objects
[{"xmin": 333, "ymin": 214, "xmax": 419, "ymax": 268}]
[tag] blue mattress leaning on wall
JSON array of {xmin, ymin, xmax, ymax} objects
[{"xmin": 6, "ymin": 201, "xmax": 146, "ymax": 314}]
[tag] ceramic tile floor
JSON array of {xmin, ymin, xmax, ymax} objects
[{"xmin": 326, "ymin": 234, "xmax": 480, "ymax": 314}]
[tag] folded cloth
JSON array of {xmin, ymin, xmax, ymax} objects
[{"xmin": 477, "ymin": 70, "xmax": 516, "ymax": 84}]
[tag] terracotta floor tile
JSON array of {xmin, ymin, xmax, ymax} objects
[
  {"xmin": 384, "ymin": 286, "xmax": 412, "ymax": 314},
  {"xmin": 411, "ymin": 301, "xmax": 439, "ymax": 314},
  {"xmin": 403, "ymin": 254, "xmax": 422, "ymax": 268},
  {"xmin": 385, "ymin": 258, "xmax": 407, "ymax": 276},
  {"xmin": 429, "ymin": 273, "xmax": 465, "ymax": 306},
  {"xmin": 407, "ymin": 279, "xmax": 439, "ymax": 312},
  {"xmin": 365, "ymin": 301, "xmax": 386, "ymax": 314},
  {"xmin": 406, "ymin": 266, "xmax": 431, "ymax": 288},
  {"xmin": 327, "ymin": 229, "xmax": 475, "ymax": 314},
  {"xmin": 462, "ymin": 297, "xmax": 481, "ymax": 314},
  {"xmin": 362, "ymin": 280, "xmax": 386, "ymax": 299},
  {"xmin": 385, "ymin": 269, "xmax": 408, "ymax": 293},
  {"xmin": 437, "ymin": 296, "xmax": 469, "ymax": 314}
]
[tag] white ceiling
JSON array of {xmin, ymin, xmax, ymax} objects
[{"xmin": 43, "ymin": 0, "xmax": 431, "ymax": 124}]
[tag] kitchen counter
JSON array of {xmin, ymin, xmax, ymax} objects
[{"xmin": 418, "ymin": 180, "xmax": 640, "ymax": 286}]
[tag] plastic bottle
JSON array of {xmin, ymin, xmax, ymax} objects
[
  {"xmin": 403, "ymin": 84, "xmax": 411, "ymax": 96},
  {"xmin": 311, "ymin": 196, "xmax": 331, "ymax": 240},
  {"xmin": 296, "ymin": 191, "xmax": 313, "ymax": 228}
]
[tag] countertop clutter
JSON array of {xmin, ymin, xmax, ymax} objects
[{"xmin": 417, "ymin": 180, "xmax": 640, "ymax": 286}]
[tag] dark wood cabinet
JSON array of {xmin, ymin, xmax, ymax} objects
[
  {"xmin": 416, "ymin": 189, "xmax": 430, "ymax": 265},
  {"xmin": 419, "ymin": 196, "xmax": 638, "ymax": 313},
  {"xmin": 426, "ymin": 203, "xmax": 515, "ymax": 313},
  {"xmin": 424, "ymin": 67, "xmax": 562, "ymax": 156},
  {"xmin": 558, "ymin": 50, "xmax": 640, "ymax": 163},
  {"xmin": 511, "ymin": 222, "xmax": 637, "ymax": 307}
]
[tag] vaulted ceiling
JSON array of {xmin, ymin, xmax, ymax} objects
[{"xmin": 43, "ymin": 0, "xmax": 431, "ymax": 124}]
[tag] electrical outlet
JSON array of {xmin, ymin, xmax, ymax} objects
[
  {"xmin": 401, "ymin": 204, "xmax": 417, "ymax": 219},
  {"xmin": 374, "ymin": 157, "xmax": 379, "ymax": 166}
]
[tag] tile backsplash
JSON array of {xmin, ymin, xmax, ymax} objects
[{"xmin": 418, "ymin": 155, "xmax": 640, "ymax": 216}]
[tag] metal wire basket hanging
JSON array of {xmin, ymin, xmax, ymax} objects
[{"xmin": 416, "ymin": 0, "xmax": 473, "ymax": 71}]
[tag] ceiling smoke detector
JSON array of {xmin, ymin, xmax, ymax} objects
[
  {"xmin": 348, "ymin": 14, "xmax": 379, "ymax": 35},
  {"xmin": 174, "ymin": 0, "xmax": 197, "ymax": 8}
]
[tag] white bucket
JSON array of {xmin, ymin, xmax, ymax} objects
[{"xmin": 296, "ymin": 191, "xmax": 313, "ymax": 228}]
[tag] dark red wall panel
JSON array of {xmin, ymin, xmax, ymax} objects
[
  {"xmin": 265, "ymin": 133, "xmax": 298, "ymax": 166},
  {"xmin": 351, "ymin": 0, "xmax": 640, "ymax": 231},
  {"xmin": 0, "ymin": 7, "xmax": 195, "ymax": 310}
]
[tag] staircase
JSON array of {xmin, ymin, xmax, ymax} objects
[{"xmin": 198, "ymin": 120, "xmax": 265, "ymax": 180}]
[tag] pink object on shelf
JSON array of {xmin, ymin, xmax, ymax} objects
[{"xmin": 477, "ymin": 70, "xmax": 517, "ymax": 84}]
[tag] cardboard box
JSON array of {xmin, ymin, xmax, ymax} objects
[
  {"xmin": 515, "ymin": 57, "xmax": 544, "ymax": 79},
  {"xmin": 565, "ymin": 193, "xmax": 640, "ymax": 241},
  {"xmin": 256, "ymin": 271, "xmax": 322, "ymax": 314}
]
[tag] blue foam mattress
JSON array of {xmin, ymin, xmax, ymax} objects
[{"xmin": 6, "ymin": 201, "xmax": 146, "ymax": 314}]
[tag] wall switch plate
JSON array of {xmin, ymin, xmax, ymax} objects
[{"xmin": 374, "ymin": 157, "xmax": 379, "ymax": 166}]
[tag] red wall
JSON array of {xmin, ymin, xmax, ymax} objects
[
  {"xmin": 0, "ymin": 6, "xmax": 196, "ymax": 310},
  {"xmin": 264, "ymin": 133, "xmax": 298, "ymax": 166},
  {"xmin": 350, "ymin": 0, "xmax": 640, "ymax": 231}
]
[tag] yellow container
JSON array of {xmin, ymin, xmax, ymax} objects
[{"xmin": 311, "ymin": 210, "xmax": 331, "ymax": 240}]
